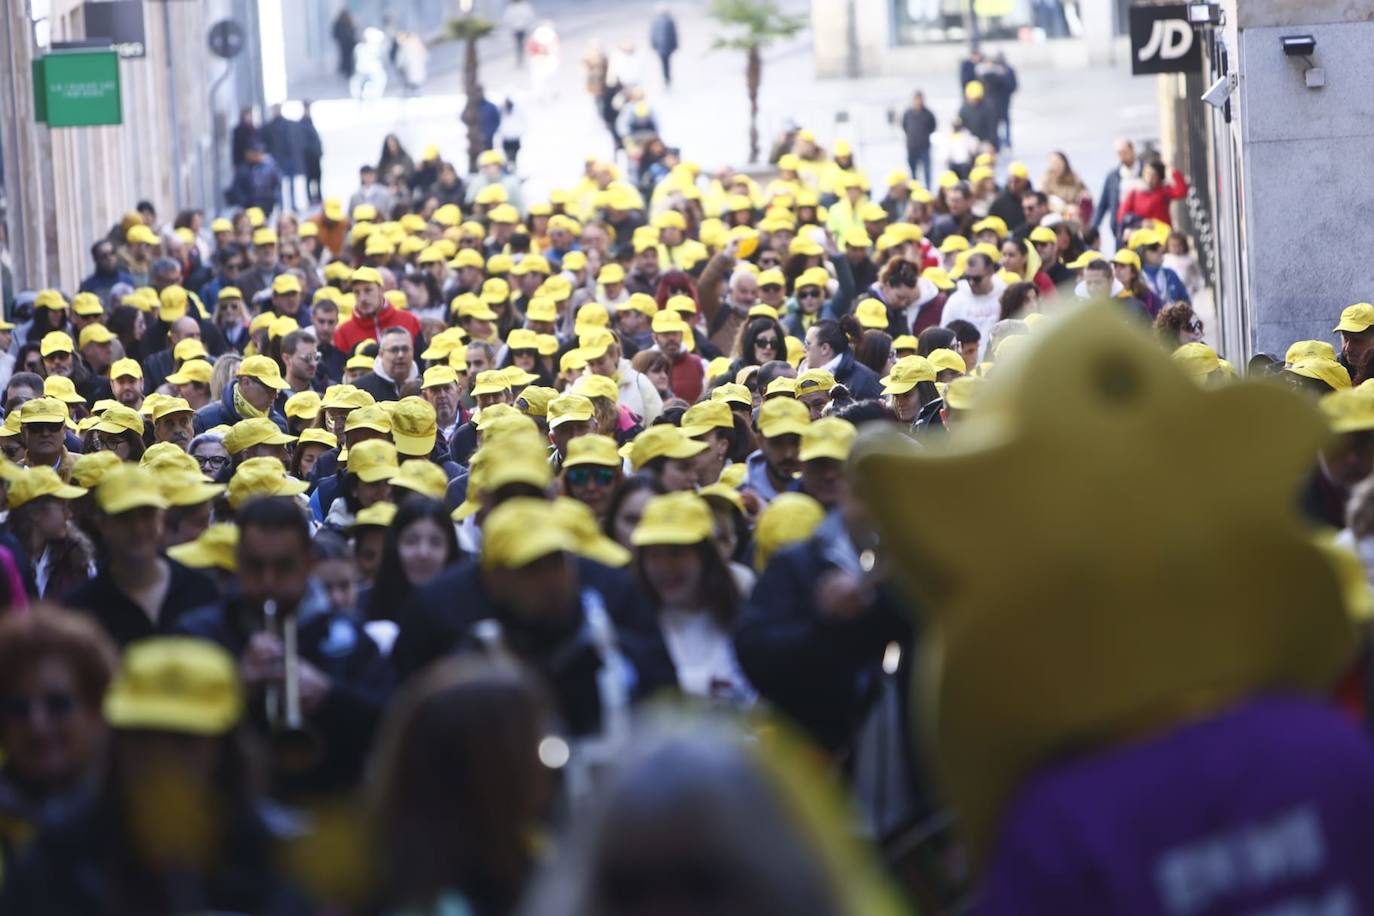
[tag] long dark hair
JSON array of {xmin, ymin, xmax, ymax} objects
[
  {"xmin": 601, "ymin": 474, "xmax": 664, "ymax": 542},
  {"xmin": 653, "ymin": 271, "xmax": 698, "ymax": 312},
  {"xmin": 366, "ymin": 495, "xmax": 460, "ymax": 621},
  {"xmin": 368, "ymin": 656, "xmax": 549, "ymax": 915},
  {"xmin": 853, "ymin": 330, "xmax": 892, "ymax": 374},
  {"xmin": 731, "ymin": 317, "xmax": 787, "ymax": 365},
  {"xmin": 999, "ymin": 281, "xmax": 1037, "ymax": 321},
  {"xmin": 634, "ymin": 537, "xmax": 741, "ymax": 628},
  {"xmin": 107, "ymin": 305, "xmax": 146, "ymax": 362},
  {"xmin": 811, "ymin": 317, "xmax": 859, "ymax": 356}
]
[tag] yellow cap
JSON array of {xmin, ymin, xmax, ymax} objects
[
  {"xmin": 1321, "ymin": 388, "xmax": 1374, "ymax": 434},
  {"xmin": 757, "ymin": 397, "xmax": 811, "ymax": 438},
  {"xmin": 473, "ymin": 403, "xmax": 519, "ymax": 432},
  {"xmin": 149, "ymin": 397, "xmax": 193, "ymax": 425},
  {"xmin": 597, "ymin": 263, "xmax": 626, "ymax": 285},
  {"xmin": 651, "ymin": 310, "xmax": 689, "ymax": 335},
  {"xmin": 515, "ymin": 385, "xmax": 558, "ymax": 418},
  {"xmin": 571, "ymin": 373, "xmax": 618, "ymax": 403},
  {"xmin": 1334, "ymin": 303, "xmax": 1374, "ymax": 334},
  {"xmin": 268, "ymin": 315, "xmax": 299, "ymax": 340},
  {"xmin": 70, "ymin": 451, "xmax": 123, "ymax": 489},
  {"xmin": 284, "ymin": 390, "xmax": 322, "ymax": 421},
  {"xmin": 298, "ymin": 428, "xmax": 338, "ymax": 450},
  {"xmin": 351, "ymin": 266, "xmax": 383, "ymax": 287},
  {"xmin": 765, "ymin": 376, "xmax": 798, "ymax": 399},
  {"xmin": 166, "ymin": 359, "xmax": 212, "ymax": 386},
  {"xmin": 1110, "ymin": 249, "xmax": 1141, "ymax": 271},
  {"xmin": 271, "ymin": 273, "xmax": 302, "ymax": 295},
  {"xmin": 559, "ymin": 349, "xmax": 588, "ymax": 374},
  {"xmin": 167, "ymin": 524, "xmax": 239, "ymax": 573},
  {"xmin": 471, "ymin": 369, "xmax": 512, "ymax": 398},
  {"xmin": 525, "ymin": 296, "xmax": 558, "ymax": 324},
  {"xmin": 972, "ymin": 216, "xmax": 1009, "ymax": 239},
  {"xmin": 222, "ymin": 418, "xmax": 293, "ymax": 455},
  {"xmin": 347, "ymin": 439, "xmax": 400, "ymax": 483},
  {"xmin": 892, "ymin": 335, "xmax": 920, "ymax": 353},
  {"xmin": 1289, "ymin": 358, "xmax": 1353, "ymax": 392},
  {"xmin": 96, "ymin": 465, "xmax": 168, "ymax": 515},
  {"xmin": 799, "ymin": 417, "xmax": 857, "ymax": 462},
  {"xmin": 1286, "ymin": 340, "xmax": 1338, "ymax": 365},
  {"xmin": 553, "ymin": 497, "xmax": 631, "ymax": 567},
  {"xmin": 389, "ymin": 396, "xmax": 438, "ymax": 456},
  {"xmin": 548, "ymin": 394, "xmax": 595, "ymax": 430},
  {"xmin": 353, "ymin": 502, "xmax": 398, "ymax": 529},
  {"xmin": 456, "ymin": 296, "xmax": 499, "ymax": 322},
  {"xmin": 482, "ymin": 498, "xmax": 570, "ymax": 570},
  {"xmin": 126, "ymin": 225, "xmax": 160, "ymax": 246},
  {"xmin": 666, "ymin": 294, "xmax": 697, "ymax": 316},
  {"xmin": 40, "ymin": 331, "xmax": 74, "ymax": 357},
  {"xmin": 156, "ymin": 469, "xmax": 226, "ymax": 508},
  {"xmin": 699, "ymin": 482, "xmax": 746, "ymax": 515},
  {"xmin": 172, "ymin": 338, "xmax": 209, "ymax": 363},
  {"xmin": 562, "ymin": 434, "xmax": 621, "ymax": 469},
  {"xmin": 157, "ymin": 286, "xmax": 191, "ymax": 322},
  {"xmin": 796, "ymin": 369, "xmax": 837, "ymax": 397},
  {"xmin": 92, "ymin": 403, "xmax": 144, "ymax": 437},
  {"xmin": 711, "ymin": 383, "xmax": 753, "ymax": 408},
  {"xmin": 8, "ymin": 466, "xmax": 87, "ymax": 509},
  {"xmin": 20, "ymin": 397, "xmax": 68, "ymax": 425},
  {"xmin": 104, "ymin": 637, "xmax": 243, "ymax": 736},
  {"xmin": 755, "ymin": 493, "xmax": 826, "ymax": 571},
  {"xmin": 42, "ymin": 375, "xmax": 86, "ymax": 406},
  {"xmin": 1171, "ymin": 342, "xmax": 1221, "ymax": 379},
  {"xmin": 237, "ymin": 355, "xmax": 291, "ymax": 390},
  {"xmin": 422, "ymin": 365, "xmax": 460, "ymax": 389},
  {"xmin": 77, "ymin": 323, "xmax": 116, "ymax": 348},
  {"xmin": 227, "ymin": 457, "xmax": 308, "ymax": 509},
  {"xmin": 620, "ymin": 425, "xmax": 707, "ymax": 472},
  {"xmin": 680, "ymin": 399, "xmax": 735, "ymax": 438},
  {"xmin": 943, "ymin": 375, "xmax": 982, "ymax": 410},
  {"xmin": 880, "ymin": 355, "xmax": 937, "ymax": 395},
  {"xmin": 1066, "ymin": 251, "xmax": 1105, "ymax": 270},
  {"xmin": 927, "ymin": 348, "xmax": 967, "ymax": 375},
  {"xmin": 631, "ymin": 492, "xmax": 714, "ymax": 547},
  {"xmin": 140, "ymin": 442, "xmax": 201, "ymax": 476},
  {"xmin": 322, "ymin": 384, "xmax": 375, "ymax": 411},
  {"xmin": 391, "ymin": 458, "xmax": 448, "ymax": 500},
  {"xmin": 854, "ymin": 299, "xmax": 889, "ymax": 330}
]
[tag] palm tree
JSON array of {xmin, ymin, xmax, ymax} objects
[
  {"xmin": 709, "ymin": 0, "xmax": 807, "ymax": 163},
  {"xmin": 446, "ymin": 14, "xmax": 497, "ymax": 174}
]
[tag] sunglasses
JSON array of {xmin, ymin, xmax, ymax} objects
[
  {"xmin": 755, "ymin": 336, "xmax": 780, "ymax": 348},
  {"xmin": 197, "ymin": 455, "xmax": 230, "ymax": 470},
  {"xmin": 2, "ymin": 691, "xmax": 76, "ymax": 723},
  {"xmin": 566, "ymin": 466, "xmax": 617, "ymax": 487},
  {"xmin": 1186, "ymin": 318, "xmax": 1204, "ymax": 333},
  {"xmin": 797, "ymin": 288, "xmax": 822, "ymax": 299}
]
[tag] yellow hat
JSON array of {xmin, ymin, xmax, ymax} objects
[
  {"xmin": 536, "ymin": 334, "xmax": 560, "ymax": 358},
  {"xmin": 927, "ymin": 348, "xmax": 967, "ymax": 375},
  {"xmin": 666, "ymin": 295, "xmax": 697, "ymax": 316},
  {"xmin": 511, "ymin": 254, "xmax": 551, "ymax": 277},
  {"xmin": 1110, "ymin": 249, "xmax": 1141, "ymax": 271},
  {"xmin": 251, "ymin": 227, "xmax": 278, "ymax": 246},
  {"xmin": 73, "ymin": 292, "xmax": 103, "ymax": 316},
  {"xmin": 77, "ymin": 323, "xmax": 116, "ymax": 349},
  {"xmin": 104, "ymin": 637, "xmax": 243, "ymax": 736},
  {"xmin": 422, "ymin": 365, "xmax": 460, "ymax": 390},
  {"xmin": 237, "ymin": 355, "xmax": 291, "ymax": 390},
  {"xmin": 881, "ymin": 355, "xmax": 937, "ymax": 395},
  {"xmin": 799, "ymin": 416, "xmax": 857, "ymax": 462},
  {"xmin": 391, "ymin": 458, "xmax": 448, "ymax": 500},
  {"xmin": 8, "ymin": 466, "xmax": 87, "ymax": 509},
  {"xmin": 651, "ymin": 310, "xmax": 689, "ymax": 335},
  {"xmin": 574, "ymin": 304, "xmax": 611, "ymax": 336},
  {"xmin": 1126, "ymin": 227, "xmax": 1163, "ymax": 251},
  {"xmin": 524, "ymin": 296, "xmax": 559, "ymax": 324},
  {"xmin": 765, "ymin": 376, "xmax": 798, "ymax": 398},
  {"xmin": 344, "ymin": 403, "xmax": 393, "ymax": 435},
  {"xmin": 571, "ymin": 373, "xmax": 618, "ymax": 403},
  {"xmin": 322, "ymin": 384, "xmax": 375, "ymax": 411},
  {"xmin": 151, "ymin": 397, "xmax": 195, "ymax": 423},
  {"xmin": 268, "ymin": 315, "xmax": 299, "ymax": 340},
  {"xmin": 972, "ymin": 216, "xmax": 1009, "ymax": 239},
  {"xmin": 298, "ymin": 428, "xmax": 338, "ymax": 450},
  {"xmin": 1289, "ymin": 358, "xmax": 1353, "ymax": 392},
  {"xmin": 1286, "ymin": 340, "xmax": 1338, "ymax": 365},
  {"xmin": 157, "ymin": 286, "xmax": 192, "ymax": 322},
  {"xmin": 140, "ymin": 442, "xmax": 201, "ymax": 475},
  {"xmin": 126, "ymin": 225, "xmax": 160, "ymax": 246},
  {"xmin": 481, "ymin": 498, "xmax": 569, "ymax": 570},
  {"xmin": 755, "ymin": 493, "xmax": 826, "ymax": 571},
  {"xmin": 43, "ymin": 375, "xmax": 86, "ymax": 406},
  {"xmin": 223, "ymin": 417, "xmax": 295, "ymax": 454},
  {"xmin": 1171, "ymin": 342, "xmax": 1221, "ymax": 379},
  {"xmin": 351, "ymin": 266, "xmax": 384, "ymax": 287},
  {"xmin": 942, "ymin": 375, "xmax": 982, "ymax": 410},
  {"xmin": 165, "ymin": 359, "xmax": 212, "ymax": 386},
  {"xmin": 788, "ymin": 235, "xmax": 823, "ymax": 259},
  {"xmin": 559, "ymin": 349, "xmax": 588, "ymax": 375},
  {"xmin": 506, "ymin": 329, "xmax": 540, "ymax": 353},
  {"xmin": 70, "ymin": 451, "xmax": 124, "ymax": 489},
  {"xmin": 156, "ymin": 469, "xmax": 226, "ymax": 508},
  {"xmin": 1321, "ymin": 388, "xmax": 1374, "ymax": 434},
  {"xmin": 680, "ymin": 400, "xmax": 735, "ymax": 438},
  {"xmin": 470, "ymin": 369, "xmax": 511, "ymax": 398},
  {"xmin": 757, "ymin": 396, "xmax": 811, "ymax": 438},
  {"xmin": 562, "ymin": 434, "xmax": 621, "ymax": 469},
  {"xmin": 707, "ymin": 356, "xmax": 734, "ymax": 380},
  {"xmin": 348, "ymin": 439, "xmax": 400, "ymax": 483},
  {"xmin": 631, "ymin": 492, "xmax": 714, "ymax": 547},
  {"xmin": 577, "ymin": 328, "xmax": 615, "ymax": 361},
  {"xmin": 482, "ymin": 436, "xmax": 554, "ymax": 490},
  {"xmin": 1335, "ymin": 303, "xmax": 1374, "ymax": 334},
  {"xmin": 515, "ymin": 385, "xmax": 558, "ymax": 418},
  {"xmin": 794, "ymin": 266, "xmax": 830, "ymax": 292},
  {"xmin": 552, "ymin": 497, "xmax": 631, "ymax": 567},
  {"xmin": 620, "ymin": 425, "xmax": 708, "ymax": 472},
  {"xmin": 421, "ymin": 328, "xmax": 468, "ymax": 361},
  {"xmin": 271, "ymin": 274, "xmax": 303, "ymax": 295},
  {"xmin": 95, "ymin": 465, "xmax": 168, "ymax": 515},
  {"xmin": 105, "ymin": 358, "xmax": 143, "ymax": 383},
  {"xmin": 757, "ymin": 268, "xmax": 785, "ymax": 289},
  {"xmin": 1066, "ymin": 251, "xmax": 1105, "ymax": 270},
  {"xmin": 892, "ymin": 334, "xmax": 919, "ymax": 353},
  {"xmin": 39, "ymin": 331, "xmax": 74, "ymax": 357},
  {"xmin": 389, "ymin": 396, "xmax": 438, "ymax": 456},
  {"xmin": 854, "ymin": 299, "xmax": 889, "ymax": 331},
  {"xmin": 547, "ymin": 393, "xmax": 595, "ymax": 430},
  {"xmin": 173, "ymin": 338, "xmax": 210, "ymax": 362},
  {"xmin": 456, "ymin": 296, "xmax": 499, "ymax": 323},
  {"xmin": 20, "ymin": 397, "xmax": 68, "ymax": 426},
  {"xmin": 284, "ymin": 390, "xmax": 322, "ymax": 421},
  {"xmin": 699, "ymin": 482, "xmax": 746, "ymax": 515},
  {"xmin": 92, "ymin": 403, "xmax": 144, "ymax": 437},
  {"xmin": 1027, "ymin": 226, "xmax": 1059, "ymax": 246},
  {"xmin": 711, "ymin": 383, "xmax": 753, "ymax": 408},
  {"xmin": 352, "ymin": 502, "xmax": 398, "ymax": 530},
  {"xmin": 597, "ymin": 263, "xmax": 626, "ymax": 285},
  {"xmin": 795, "ymin": 369, "xmax": 837, "ymax": 397},
  {"xmin": 167, "ymin": 524, "xmax": 239, "ymax": 573}
]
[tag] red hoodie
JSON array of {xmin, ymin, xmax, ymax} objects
[
  {"xmin": 1118, "ymin": 169, "xmax": 1188, "ymax": 228},
  {"xmin": 333, "ymin": 304, "xmax": 422, "ymax": 355}
]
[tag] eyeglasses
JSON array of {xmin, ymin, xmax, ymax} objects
[
  {"xmin": 566, "ymin": 466, "xmax": 617, "ymax": 488},
  {"xmin": 797, "ymin": 288, "xmax": 822, "ymax": 299},
  {"xmin": 2, "ymin": 691, "xmax": 76, "ymax": 723},
  {"xmin": 1186, "ymin": 318, "xmax": 1204, "ymax": 333},
  {"xmin": 383, "ymin": 346, "xmax": 412, "ymax": 356},
  {"xmin": 196, "ymin": 454, "xmax": 230, "ymax": 470},
  {"xmin": 754, "ymin": 336, "xmax": 779, "ymax": 348},
  {"xmin": 25, "ymin": 422, "xmax": 62, "ymax": 434}
]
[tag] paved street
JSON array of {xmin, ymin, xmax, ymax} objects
[{"xmin": 302, "ymin": 0, "xmax": 1159, "ymax": 212}]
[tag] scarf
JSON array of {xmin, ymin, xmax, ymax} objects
[{"xmin": 233, "ymin": 384, "xmax": 270, "ymax": 420}]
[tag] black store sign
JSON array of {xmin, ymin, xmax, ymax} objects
[{"xmin": 1129, "ymin": 4, "xmax": 1203, "ymax": 75}]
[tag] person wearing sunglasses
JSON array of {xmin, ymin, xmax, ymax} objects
[
  {"xmin": 560, "ymin": 434, "xmax": 624, "ymax": 521},
  {"xmin": 727, "ymin": 317, "xmax": 788, "ymax": 379},
  {"xmin": 1152, "ymin": 302, "xmax": 1205, "ymax": 351},
  {"xmin": 1133, "ymin": 227, "xmax": 1191, "ymax": 309}
]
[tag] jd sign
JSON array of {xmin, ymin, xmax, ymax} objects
[{"xmin": 1129, "ymin": 4, "xmax": 1203, "ymax": 75}]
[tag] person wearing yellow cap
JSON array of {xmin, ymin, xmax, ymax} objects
[
  {"xmin": 192, "ymin": 354, "xmax": 290, "ymax": 435},
  {"xmin": 327, "ymin": 439, "xmax": 399, "ymax": 530},
  {"xmin": 796, "ymin": 417, "xmax": 857, "ymax": 509},
  {"xmin": 937, "ymin": 249, "xmax": 1005, "ymax": 357},
  {"xmin": 1334, "ymin": 303, "xmax": 1374, "ymax": 382},
  {"xmin": 558, "ymin": 433, "xmax": 623, "ymax": 520},
  {"xmin": 1131, "ymin": 227, "xmax": 1192, "ymax": 309},
  {"xmin": 744, "ymin": 397, "xmax": 810, "ymax": 503},
  {"xmin": 580, "ymin": 326, "xmax": 664, "ymax": 426},
  {"xmin": 1109, "ymin": 248, "xmax": 1160, "ymax": 319},
  {"xmin": 650, "ymin": 310, "xmax": 710, "ymax": 403},
  {"xmin": 5, "ymin": 465, "xmax": 94, "ymax": 599},
  {"xmin": 421, "ymin": 365, "xmax": 468, "ymax": 449},
  {"xmin": 629, "ymin": 491, "xmax": 757, "ymax": 703},
  {"xmin": 1307, "ymin": 387, "xmax": 1374, "ymax": 527},
  {"xmin": 333, "ymin": 265, "xmax": 423, "ymax": 358},
  {"xmin": 76, "ymin": 321, "xmax": 117, "ymax": 381},
  {"xmin": 19, "ymin": 398, "xmax": 77, "ymax": 482}
]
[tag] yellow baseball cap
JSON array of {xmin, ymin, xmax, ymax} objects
[
  {"xmin": 284, "ymin": 390, "xmax": 322, "ymax": 421},
  {"xmin": 757, "ymin": 397, "xmax": 811, "ymax": 438},
  {"xmin": 271, "ymin": 274, "xmax": 303, "ymax": 295},
  {"xmin": 20, "ymin": 397, "xmax": 68, "ymax": 425},
  {"xmin": 1028, "ymin": 226, "xmax": 1059, "ymax": 246},
  {"xmin": 70, "ymin": 451, "xmax": 124, "ymax": 489},
  {"xmin": 1066, "ymin": 251, "xmax": 1105, "ymax": 270},
  {"xmin": 482, "ymin": 440, "xmax": 554, "ymax": 491},
  {"xmin": 111, "ymin": 357, "xmax": 143, "ymax": 379},
  {"xmin": 322, "ymin": 384, "xmax": 375, "ymax": 411},
  {"xmin": 166, "ymin": 359, "xmax": 212, "ymax": 386},
  {"xmin": 881, "ymin": 355, "xmax": 937, "ymax": 395},
  {"xmin": 1321, "ymin": 388, "xmax": 1374, "ymax": 434},
  {"xmin": 422, "ymin": 365, "xmax": 460, "ymax": 389},
  {"xmin": 40, "ymin": 331, "xmax": 74, "ymax": 357},
  {"xmin": 651, "ymin": 311, "xmax": 689, "ymax": 335},
  {"xmin": 389, "ymin": 396, "xmax": 438, "ymax": 456},
  {"xmin": 765, "ymin": 376, "xmax": 798, "ymax": 399},
  {"xmin": 104, "ymin": 637, "xmax": 243, "ymax": 736},
  {"xmin": 471, "ymin": 370, "xmax": 512, "ymax": 398},
  {"xmin": 562, "ymin": 434, "xmax": 621, "ymax": 469},
  {"xmin": 500, "ymin": 365, "xmax": 540, "ymax": 388},
  {"xmin": 43, "ymin": 375, "xmax": 86, "ymax": 405},
  {"xmin": 711, "ymin": 383, "xmax": 753, "ymax": 408},
  {"xmin": 391, "ymin": 458, "xmax": 448, "ymax": 500},
  {"xmin": 927, "ymin": 348, "xmax": 967, "ymax": 376},
  {"xmin": 480, "ymin": 278, "xmax": 510, "ymax": 305},
  {"xmin": 348, "ymin": 439, "xmax": 400, "ymax": 483},
  {"xmin": 298, "ymin": 428, "xmax": 339, "ymax": 450},
  {"xmin": 351, "ymin": 266, "xmax": 383, "ymax": 286},
  {"xmin": 1286, "ymin": 340, "xmax": 1338, "ymax": 365},
  {"xmin": 597, "ymin": 263, "xmax": 626, "ymax": 285},
  {"xmin": 140, "ymin": 442, "xmax": 200, "ymax": 476},
  {"xmin": 1335, "ymin": 303, "xmax": 1374, "ymax": 334},
  {"xmin": 1171, "ymin": 342, "xmax": 1221, "ymax": 379},
  {"xmin": 515, "ymin": 386, "xmax": 558, "ymax": 418},
  {"xmin": 525, "ymin": 296, "xmax": 558, "ymax": 324},
  {"xmin": 552, "ymin": 497, "xmax": 630, "ymax": 567},
  {"xmin": 631, "ymin": 492, "xmax": 714, "ymax": 547},
  {"xmin": 158, "ymin": 286, "xmax": 192, "ymax": 322},
  {"xmin": 666, "ymin": 295, "xmax": 697, "ymax": 316},
  {"xmin": 1289, "ymin": 358, "xmax": 1353, "ymax": 392},
  {"xmin": 8, "ymin": 466, "xmax": 87, "ymax": 509},
  {"xmin": 1110, "ymin": 249, "xmax": 1141, "ymax": 270},
  {"xmin": 574, "ymin": 303, "xmax": 611, "ymax": 334},
  {"xmin": 571, "ymin": 373, "xmax": 618, "ymax": 403},
  {"xmin": 619, "ymin": 425, "xmax": 707, "ymax": 472},
  {"xmin": 456, "ymin": 296, "xmax": 499, "ymax": 322},
  {"xmin": 754, "ymin": 493, "xmax": 826, "ymax": 571},
  {"xmin": 481, "ymin": 498, "xmax": 569, "ymax": 570},
  {"xmin": 96, "ymin": 465, "xmax": 169, "ymax": 515},
  {"xmin": 349, "ymin": 502, "xmax": 396, "ymax": 531},
  {"xmin": 223, "ymin": 417, "xmax": 295, "ymax": 454},
  {"xmin": 344, "ymin": 403, "xmax": 392, "ymax": 435},
  {"xmin": 943, "ymin": 375, "xmax": 982, "ymax": 410},
  {"xmin": 156, "ymin": 469, "xmax": 227, "ymax": 508},
  {"xmin": 680, "ymin": 400, "xmax": 735, "ymax": 438},
  {"xmin": 78, "ymin": 324, "xmax": 116, "ymax": 349},
  {"xmin": 799, "ymin": 416, "xmax": 857, "ymax": 462},
  {"xmin": 548, "ymin": 393, "xmax": 595, "ymax": 430},
  {"xmin": 167, "ymin": 524, "xmax": 239, "ymax": 573},
  {"xmin": 173, "ymin": 338, "xmax": 210, "ymax": 363},
  {"xmin": 892, "ymin": 335, "xmax": 920, "ymax": 354},
  {"xmin": 93, "ymin": 403, "xmax": 145, "ymax": 437},
  {"xmin": 237, "ymin": 355, "xmax": 291, "ymax": 390}
]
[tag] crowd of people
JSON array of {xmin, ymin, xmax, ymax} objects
[{"xmin": 4, "ymin": 81, "xmax": 1374, "ymax": 914}]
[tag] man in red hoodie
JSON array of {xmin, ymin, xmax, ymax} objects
[
  {"xmin": 650, "ymin": 309, "xmax": 707, "ymax": 403},
  {"xmin": 333, "ymin": 266, "xmax": 421, "ymax": 355}
]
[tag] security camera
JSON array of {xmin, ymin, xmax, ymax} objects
[
  {"xmin": 1280, "ymin": 35, "xmax": 1316, "ymax": 56},
  {"xmin": 1187, "ymin": 3, "xmax": 1221, "ymax": 25},
  {"xmin": 1201, "ymin": 73, "xmax": 1236, "ymax": 109}
]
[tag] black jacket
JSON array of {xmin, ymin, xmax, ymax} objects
[
  {"xmin": 901, "ymin": 106, "xmax": 937, "ymax": 154},
  {"xmin": 193, "ymin": 379, "xmax": 289, "ymax": 434},
  {"xmin": 832, "ymin": 349, "xmax": 884, "ymax": 401},
  {"xmin": 176, "ymin": 581, "xmax": 393, "ymax": 797},
  {"xmin": 393, "ymin": 557, "xmax": 674, "ymax": 735},
  {"xmin": 354, "ymin": 369, "xmax": 406, "ymax": 402},
  {"xmin": 64, "ymin": 559, "xmax": 219, "ymax": 649}
]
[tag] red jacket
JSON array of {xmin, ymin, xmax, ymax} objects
[
  {"xmin": 667, "ymin": 352, "xmax": 707, "ymax": 403},
  {"xmin": 333, "ymin": 304, "xmax": 422, "ymax": 355},
  {"xmin": 1117, "ymin": 169, "xmax": 1188, "ymax": 228}
]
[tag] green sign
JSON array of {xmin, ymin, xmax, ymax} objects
[{"xmin": 33, "ymin": 51, "xmax": 122, "ymax": 128}]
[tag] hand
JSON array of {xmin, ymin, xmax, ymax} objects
[
  {"xmin": 816, "ymin": 568, "xmax": 870, "ymax": 621},
  {"xmin": 723, "ymin": 236, "xmax": 743, "ymax": 260},
  {"xmin": 241, "ymin": 632, "xmax": 284, "ymax": 690}
]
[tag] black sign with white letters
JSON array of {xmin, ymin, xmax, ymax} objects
[{"xmin": 1129, "ymin": 4, "xmax": 1203, "ymax": 75}]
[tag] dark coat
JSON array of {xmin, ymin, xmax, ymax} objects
[
  {"xmin": 263, "ymin": 115, "xmax": 305, "ymax": 176},
  {"xmin": 193, "ymin": 380, "xmax": 289, "ymax": 435},
  {"xmin": 901, "ymin": 106, "xmax": 937, "ymax": 154},
  {"xmin": 64, "ymin": 559, "xmax": 219, "ymax": 649},
  {"xmin": 650, "ymin": 12, "xmax": 679, "ymax": 55},
  {"xmin": 957, "ymin": 100, "xmax": 998, "ymax": 149}
]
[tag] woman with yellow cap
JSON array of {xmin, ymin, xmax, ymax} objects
[{"xmin": 7, "ymin": 467, "xmax": 95, "ymax": 599}]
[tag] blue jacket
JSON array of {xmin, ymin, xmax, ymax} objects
[
  {"xmin": 650, "ymin": 12, "xmax": 678, "ymax": 55},
  {"xmin": 193, "ymin": 379, "xmax": 289, "ymax": 434},
  {"xmin": 1143, "ymin": 263, "xmax": 1191, "ymax": 306}
]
